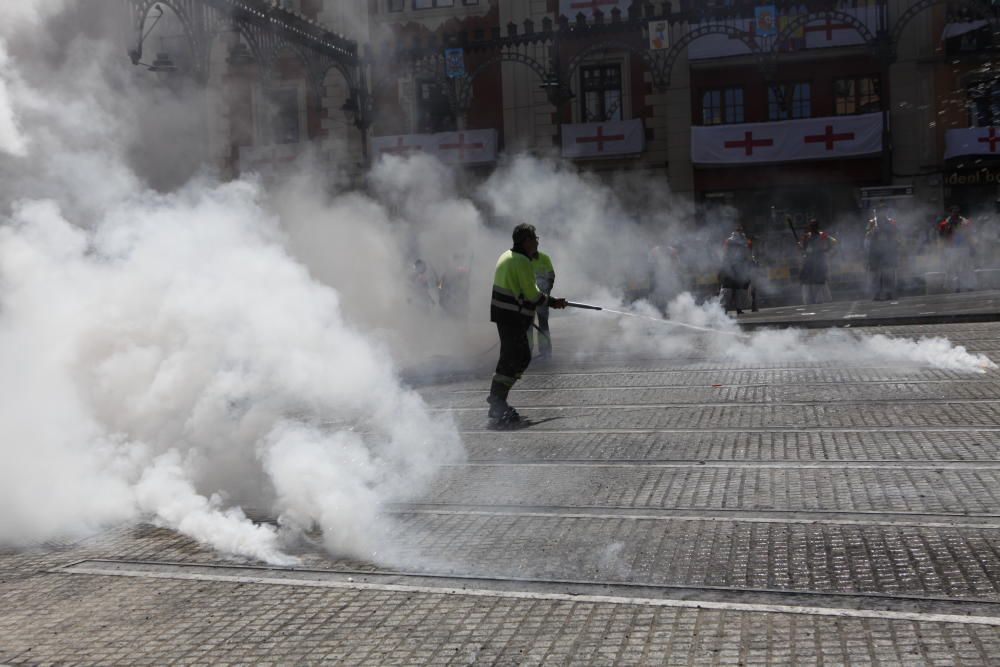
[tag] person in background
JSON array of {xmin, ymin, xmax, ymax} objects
[
  {"xmin": 865, "ymin": 210, "xmax": 899, "ymax": 301},
  {"xmin": 487, "ymin": 224, "xmax": 567, "ymax": 426},
  {"xmin": 408, "ymin": 259, "xmax": 439, "ymax": 306},
  {"xmin": 438, "ymin": 253, "xmax": 470, "ymax": 317},
  {"xmin": 718, "ymin": 224, "xmax": 755, "ymax": 315},
  {"xmin": 938, "ymin": 206, "xmax": 976, "ymax": 292},
  {"xmin": 799, "ymin": 218, "xmax": 838, "ymax": 305}
]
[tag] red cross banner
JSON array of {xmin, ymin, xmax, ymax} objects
[
  {"xmin": 238, "ymin": 144, "xmax": 302, "ymax": 175},
  {"xmin": 691, "ymin": 112, "xmax": 883, "ymax": 165},
  {"xmin": 559, "ymin": 0, "xmax": 630, "ymax": 19},
  {"xmin": 372, "ymin": 129, "xmax": 498, "ymax": 165},
  {"xmin": 434, "ymin": 129, "xmax": 497, "ymax": 165},
  {"xmin": 944, "ymin": 127, "xmax": 1000, "ymax": 160},
  {"xmin": 371, "ymin": 134, "xmax": 433, "ymax": 160},
  {"xmin": 688, "ymin": 6, "xmax": 877, "ymax": 60},
  {"xmin": 561, "ymin": 119, "xmax": 645, "ymax": 159}
]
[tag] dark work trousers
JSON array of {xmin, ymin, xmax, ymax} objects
[{"xmin": 491, "ymin": 318, "xmax": 532, "ymax": 401}]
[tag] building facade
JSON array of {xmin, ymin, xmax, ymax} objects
[{"xmin": 130, "ymin": 0, "xmax": 999, "ymax": 295}]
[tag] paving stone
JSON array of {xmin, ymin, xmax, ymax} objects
[
  {"xmin": 2, "ymin": 574, "xmax": 1000, "ymax": 666},
  {"xmin": 459, "ymin": 429, "xmax": 1000, "ymax": 462},
  {"xmin": 4, "ymin": 319, "xmax": 1000, "ymax": 664},
  {"xmin": 423, "ymin": 465, "xmax": 1000, "ymax": 515},
  {"xmin": 448, "ymin": 401, "xmax": 1000, "ymax": 431}
]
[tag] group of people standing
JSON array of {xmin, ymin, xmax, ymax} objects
[
  {"xmin": 719, "ymin": 204, "xmax": 979, "ymax": 310},
  {"xmin": 718, "ymin": 217, "xmax": 840, "ymax": 313}
]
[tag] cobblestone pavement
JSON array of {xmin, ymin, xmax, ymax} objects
[{"xmin": 3, "ymin": 320, "xmax": 1000, "ymax": 665}]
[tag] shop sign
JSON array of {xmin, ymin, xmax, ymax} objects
[
  {"xmin": 859, "ymin": 185, "xmax": 913, "ymax": 200},
  {"xmin": 945, "ymin": 167, "xmax": 1000, "ymax": 186}
]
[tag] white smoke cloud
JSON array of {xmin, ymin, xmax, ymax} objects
[
  {"xmin": 0, "ymin": 44, "xmax": 28, "ymax": 156},
  {"xmin": 1, "ymin": 0, "xmax": 992, "ymax": 570},
  {"xmin": 581, "ymin": 293, "xmax": 996, "ymax": 374},
  {"xmin": 0, "ymin": 178, "xmax": 464, "ymax": 563}
]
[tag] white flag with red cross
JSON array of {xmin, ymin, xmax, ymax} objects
[
  {"xmin": 559, "ymin": 0, "xmax": 630, "ymax": 19},
  {"xmin": 561, "ymin": 119, "xmax": 645, "ymax": 159},
  {"xmin": 371, "ymin": 134, "xmax": 433, "ymax": 161},
  {"xmin": 433, "ymin": 129, "xmax": 498, "ymax": 165},
  {"xmin": 691, "ymin": 112, "xmax": 883, "ymax": 165},
  {"xmin": 688, "ymin": 6, "xmax": 877, "ymax": 60},
  {"xmin": 944, "ymin": 127, "xmax": 1000, "ymax": 160}
]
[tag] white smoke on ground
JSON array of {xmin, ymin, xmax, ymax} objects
[
  {"xmin": 0, "ymin": 180, "xmax": 463, "ymax": 563},
  {"xmin": 0, "ymin": 3, "xmax": 463, "ymax": 565},
  {"xmin": 578, "ymin": 293, "xmax": 996, "ymax": 374}
]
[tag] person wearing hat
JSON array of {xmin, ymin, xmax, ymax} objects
[{"xmin": 487, "ymin": 223, "xmax": 567, "ymax": 425}]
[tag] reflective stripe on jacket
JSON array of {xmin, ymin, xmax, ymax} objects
[
  {"xmin": 531, "ymin": 251, "xmax": 555, "ymax": 294},
  {"xmin": 491, "ymin": 249, "xmax": 545, "ymax": 323}
]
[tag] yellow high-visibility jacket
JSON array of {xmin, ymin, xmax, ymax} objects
[
  {"xmin": 531, "ymin": 251, "xmax": 555, "ymax": 295},
  {"xmin": 491, "ymin": 248, "xmax": 546, "ymax": 323}
]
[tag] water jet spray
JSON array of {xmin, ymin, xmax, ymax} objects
[{"xmin": 566, "ymin": 301, "xmax": 748, "ymax": 338}]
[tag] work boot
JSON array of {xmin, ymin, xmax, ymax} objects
[
  {"xmin": 487, "ymin": 395, "xmax": 507, "ymax": 420},
  {"xmin": 500, "ymin": 406, "xmax": 521, "ymax": 423}
]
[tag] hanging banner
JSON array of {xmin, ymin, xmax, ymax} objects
[
  {"xmin": 689, "ymin": 6, "xmax": 878, "ymax": 59},
  {"xmin": 944, "ymin": 127, "xmax": 1000, "ymax": 160},
  {"xmin": 691, "ymin": 112, "xmax": 883, "ymax": 165},
  {"xmin": 434, "ymin": 129, "xmax": 498, "ymax": 165},
  {"xmin": 649, "ymin": 20, "xmax": 669, "ymax": 50},
  {"xmin": 754, "ymin": 5, "xmax": 777, "ymax": 37},
  {"xmin": 562, "ymin": 119, "xmax": 645, "ymax": 158},
  {"xmin": 444, "ymin": 48, "xmax": 465, "ymax": 78},
  {"xmin": 372, "ymin": 129, "xmax": 498, "ymax": 165},
  {"xmin": 371, "ymin": 134, "xmax": 432, "ymax": 160}
]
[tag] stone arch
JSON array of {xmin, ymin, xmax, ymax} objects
[
  {"xmin": 456, "ymin": 50, "xmax": 550, "ymax": 111},
  {"xmin": 203, "ymin": 17, "xmax": 268, "ymax": 78},
  {"xmin": 565, "ymin": 39, "xmax": 648, "ymax": 86},
  {"xmin": 658, "ymin": 25, "xmax": 765, "ymax": 89}
]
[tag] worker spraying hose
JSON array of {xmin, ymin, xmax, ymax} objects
[
  {"xmin": 487, "ymin": 225, "xmax": 749, "ymax": 429},
  {"xmin": 487, "ymin": 224, "xmax": 568, "ymax": 427}
]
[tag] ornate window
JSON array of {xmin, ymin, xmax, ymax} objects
[
  {"xmin": 260, "ymin": 88, "xmax": 300, "ymax": 145},
  {"xmin": 416, "ymin": 79, "xmax": 455, "ymax": 133},
  {"xmin": 581, "ymin": 64, "xmax": 622, "ymax": 122},
  {"xmin": 834, "ymin": 76, "xmax": 881, "ymax": 115},
  {"xmin": 768, "ymin": 82, "xmax": 811, "ymax": 121},
  {"xmin": 968, "ymin": 79, "xmax": 1000, "ymax": 127},
  {"xmin": 701, "ymin": 87, "xmax": 743, "ymax": 125}
]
